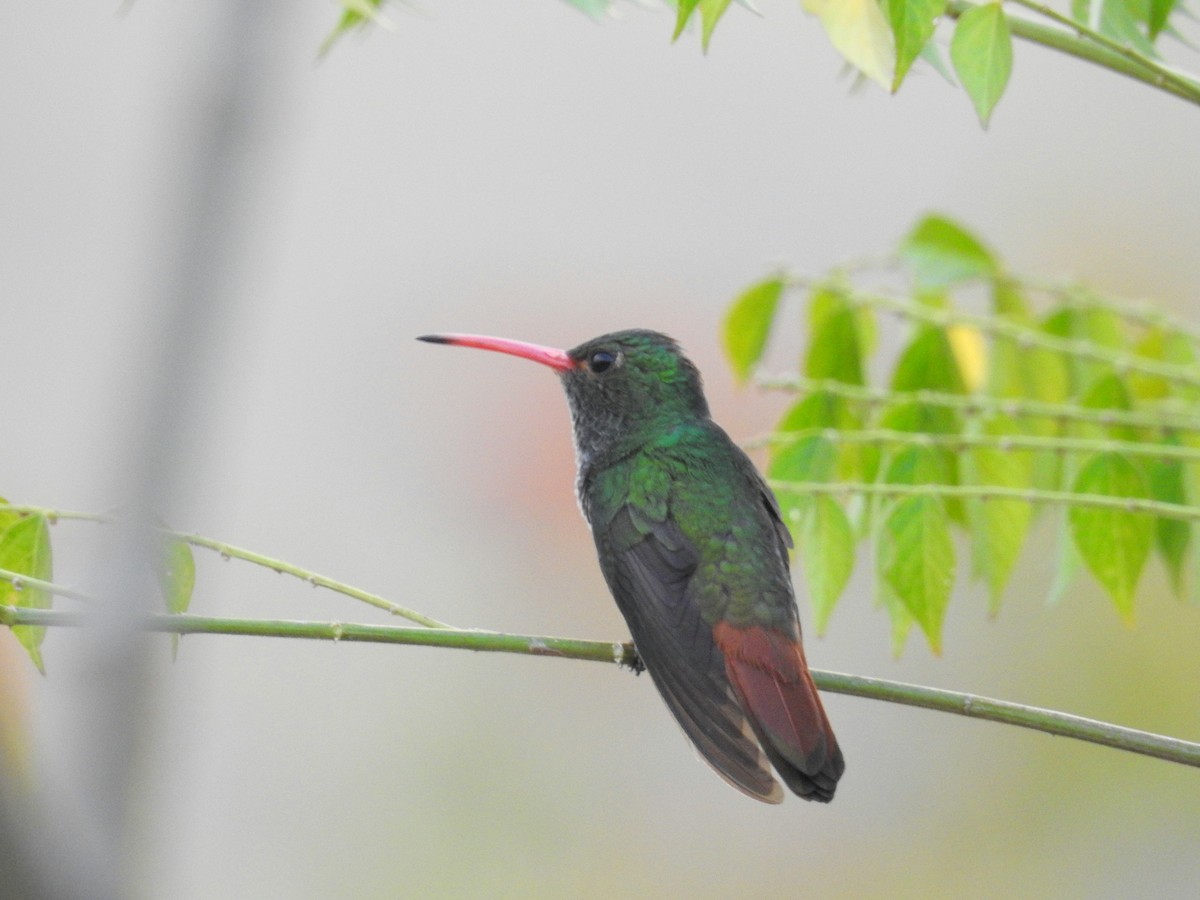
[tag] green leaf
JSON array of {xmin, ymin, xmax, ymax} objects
[
  {"xmin": 700, "ymin": 0, "xmax": 734, "ymax": 50},
  {"xmin": 0, "ymin": 500, "xmax": 22, "ymax": 539},
  {"xmin": 1145, "ymin": 451, "xmax": 1190, "ymax": 597},
  {"xmin": 674, "ymin": 0, "xmax": 702, "ymax": 39},
  {"xmin": 889, "ymin": 0, "xmax": 947, "ymax": 90},
  {"xmin": 776, "ymin": 390, "xmax": 858, "ymax": 432},
  {"xmin": 1042, "ymin": 303, "xmax": 1124, "ymax": 350},
  {"xmin": 883, "ymin": 402, "xmax": 970, "ymax": 526},
  {"xmin": 1071, "ymin": 0, "xmax": 1158, "ymax": 56},
  {"xmin": 803, "ymin": 0, "xmax": 897, "ymax": 89},
  {"xmin": 950, "ymin": 3, "xmax": 1013, "ymax": 127},
  {"xmin": 1130, "ymin": 326, "xmax": 1198, "ymax": 402},
  {"xmin": 880, "ymin": 400, "xmax": 962, "ymax": 438},
  {"xmin": 880, "ymin": 494, "xmax": 955, "ymax": 654},
  {"xmin": 877, "ymin": 576, "xmax": 915, "ymax": 657},
  {"xmin": 319, "ymin": 0, "xmax": 388, "ymax": 57},
  {"xmin": 159, "ymin": 537, "xmax": 196, "ymax": 659},
  {"xmin": 791, "ymin": 495, "xmax": 856, "ymax": 635},
  {"xmin": 723, "ymin": 277, "xmax": 783, "ymax": 384},
  {"xmin": 987, "ymin": 335, "xmax": 1071, "ymax": 419},
  {"xmin": 769, "ymin": 434, "xmax": 838, "ymax": 485},
  {"xmin": 775, "ymin": 391, "xmax": 873, "ymax": 482},
  {"xmin": 1069, "ymin": 452, "xmax": 1153, "ymax": 621},
  {"xmin": 1148, "ymin": 0, "xmax": 1177, "ymax": 39},
  {"xmin": 1079, "ymin": 371, "xmax": 1136, "ymax": 441},
  {"xmin": 917, "ymin": 36, "xmax": 957, "ymax": 85},
  {"xmin": 891, "ymin": 325, "xmax": 968, "ymax": 394},
  {"xmin": 884, "ymin": 443, "xmax": 949, "ymax": 486},
  {"xmin": 1042, "ymin": 305, "xmax": 1124, "ymax": 393},
  {"xmin": 809, "ymin": 283, "xmax": 877, "ymax": 356},
  {"xmin": 900, "ymin": 214, "xmax": 998, "ymax": 288},
  {"xmin": 991, "ymin": 278, "xmax": 1032, "ymax": 319},
  {"xmin": 806, "ymin": 304, "xmax": 865, "ymax": 386},
  {"xmin": 1047, "ymin": 506, "xmax": 1084, "ymax": 607},
  {"xmin": 0, "ymin": 515, "xmax": 54, "ymax": 674},
  {"xmin": 962, "ymin": 417, "xmax": 1034, "ymax": 613}
]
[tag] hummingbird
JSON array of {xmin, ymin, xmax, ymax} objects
[{"xmin": 418, "ymin": 329, "xmax": 844, "ymax": 803}]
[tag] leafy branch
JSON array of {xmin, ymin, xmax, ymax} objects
[
  {"xmin": 321, "ymin": 1, "xmax": 1200, "ymax": 123},
  {"xmin": 723, "ymin": 214, "xmax": 1200, "ymax": 654},
  {"xmin": 756, "ymin": 376, "xmax": 1200, "ymax": 433},
  {"xmin": 2, "ymin": 598, "xmax": 1198, "ymax": 769}
]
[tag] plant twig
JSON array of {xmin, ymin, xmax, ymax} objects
[
  {"xmin": 754, "ymin": 375, "xmax": 1200, "ymax": 432},
  {"xmin": 750, "ymin": 427, "xmax": 1200, "ymax": 464},
  {"xmin": 768, "ymin": 480, "xmax": 1200, "ymax": 521},
  {"xmin": 0, "ymin": 568, "xmax": 91, "ymax": 602},
  {"xmin": 1, "ymin": 505, "xmax": 452, "ymax": 629},
  {"xmin": 822, "ymin": 289, "xmax": 1200, "ymax": 389},
  {"xmin": 1006, "ymin": 0, "xmax": 1200, "ymax": 102},
  {"xmin": 3, "ymin": 604, "xmax": 1197, "ymax": 769},
  {"xmin": 943, "ymin": 1, "xmax": 1200, "ymax": 107}
]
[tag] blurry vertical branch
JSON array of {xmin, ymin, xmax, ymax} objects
[{"xmin": 0, "ymin": 3, "xmax": 296, "ymax": 900}]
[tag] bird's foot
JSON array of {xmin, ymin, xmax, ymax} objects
[{"xmin": 618, "ymin": 642, "xmax": 645, "ymax": 675}]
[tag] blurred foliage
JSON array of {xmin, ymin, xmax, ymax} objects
[
  {"xmin": 321, "ymin": 0, "xmax": 1200, "ymax": 121},
  {"xmin": 723, "ymin": 214, "xmax": 1200, "ymax": 655},
  {"xmin": 0, "ymin": 502, "xmax": 194, "ymax": 672}
]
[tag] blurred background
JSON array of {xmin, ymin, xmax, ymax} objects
[{"xmin": 2, "ymin": 1, "xmax": 1199, "ymax": 897}]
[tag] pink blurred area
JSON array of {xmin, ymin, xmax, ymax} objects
[{"xmin": 2, "ymin": 1, "xmax": 1199, "ymax": 897}]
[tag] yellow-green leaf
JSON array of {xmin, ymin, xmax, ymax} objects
[
  {"xmin": 891, "ymin": 325, "xmax": 968, "ymax": 394},
  {"xmin": 889, "ymin": 0, "xmax": 946, "ymax": 91},
  {"xmin": 723, "ymin": 277, "xmax": 783, "ymax": 384},
  {"xmin": 880, "ymin": 494, "xmax": 955, "ymax": 654},
  {"xmin": 950, "ymin": 3, "xmax": 1013, "ymax": 127},
  {"xmin": 159, "ymin": 537, "xmax": 196, "ymax": 658},
  {"xmin": 806, "ymin": 304, "xmax": 865, "ymax": 386},
  {"xmin": 900, "ymin": 214, "xmax": 998, "ymax": 288},
  {"xmin": 1069, "ymin": 452, "xmax": 1152, "ymax": 622},
  {"xmin": 1145, "ymin": 451, "xmax": 1190, "ymax": 598},
  {"xmin": 319, "ymin": 0, "xmax": 389, "ymax": 58},
  {"xmin": 700, "ymin": 0, "xmax": 734, "ymax": 50},
  {"xmin": 674, "ymin": 0, "xmax": 702, "ymax": 39},
  {"xmin": 0, "ymin": 515, "xmax": 53, "ymax": 674},
  {"xmin": 793, "ymin": 495, "xmax": 855, "ymax": 635},
  {"xmin": 769, "ymin": 434, "xmax": 838, "ymax": 485},
  {"xmin": 803, "ymin": 0, "xmax": 897, "ymax": 89},
  {"xmin": 962, "ymin": 417, "xmax": 1033, "ymax": 613}
]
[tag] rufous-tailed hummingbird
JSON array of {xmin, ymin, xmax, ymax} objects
[{"xmin": 419, "ymin": 329, "xmax": 844, "ymax": 803}]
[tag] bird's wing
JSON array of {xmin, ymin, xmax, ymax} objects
[
  {"xmin": 596, "ymin": 502, "xmax": 783, "ymax": 803},
  {"xmin": 740, "ymin": 450, "xmax": 794, "ymax": 558}
]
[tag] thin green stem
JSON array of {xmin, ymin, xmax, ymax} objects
[
  {"xmin": 3, "ymin": 604, "xmax": 1197, "ymax": 769},
  {"xmin": 825, "ymin": 288, "xmax": 1200, "ymax": 389},
  {"xmin": 815, "ymin": 669, "xmax": 1200, "ymax": 767},
  {"xmin": 768, "ymin": 480, "xmax": 1200, "ymax": 522},
  {"xmin": 751, "ymin": 427, "xmax": 1200, "ymax": 464},
  {"xmin": 0, "ymin": 568, "xmax": 90, "ymax": 601},
  {"xmin": 179, "ymin": 533, "xmax": 453, "ymax": 628},
  {"xmin": 754, "ymin": 375, "xmax": 1200, "ymax": 432},
  {"xmin": 1, "ymin": 505, "xmax": 452, "ymax": 629},
  {"xmin": 1025, "ymin": 278, "xmax": 1200, "ymax": 346},
  {"xmin": 1006, "ymin": 0, "xmax": 1200, "ymax": 102},
  {"xmin": 943, "ymin": 1, "xmax": 1200, "ymax": 107}
]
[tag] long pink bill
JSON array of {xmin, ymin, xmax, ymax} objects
[{"xmin": 417, "ymin": 333, "xmax": 575, "ymax": 373}]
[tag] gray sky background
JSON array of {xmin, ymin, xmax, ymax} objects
[{"xmin": 2, "ymin": 2, "xmax": 1199, "ymax": 897}]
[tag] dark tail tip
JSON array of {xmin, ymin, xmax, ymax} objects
[{"xmin": 416, "ymin": 334, "xmax": 451, "ymax": 344}]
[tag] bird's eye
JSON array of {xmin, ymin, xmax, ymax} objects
[{"xmin": 588, "ymin": 350, "xmax": 617, "ymax": 374}]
